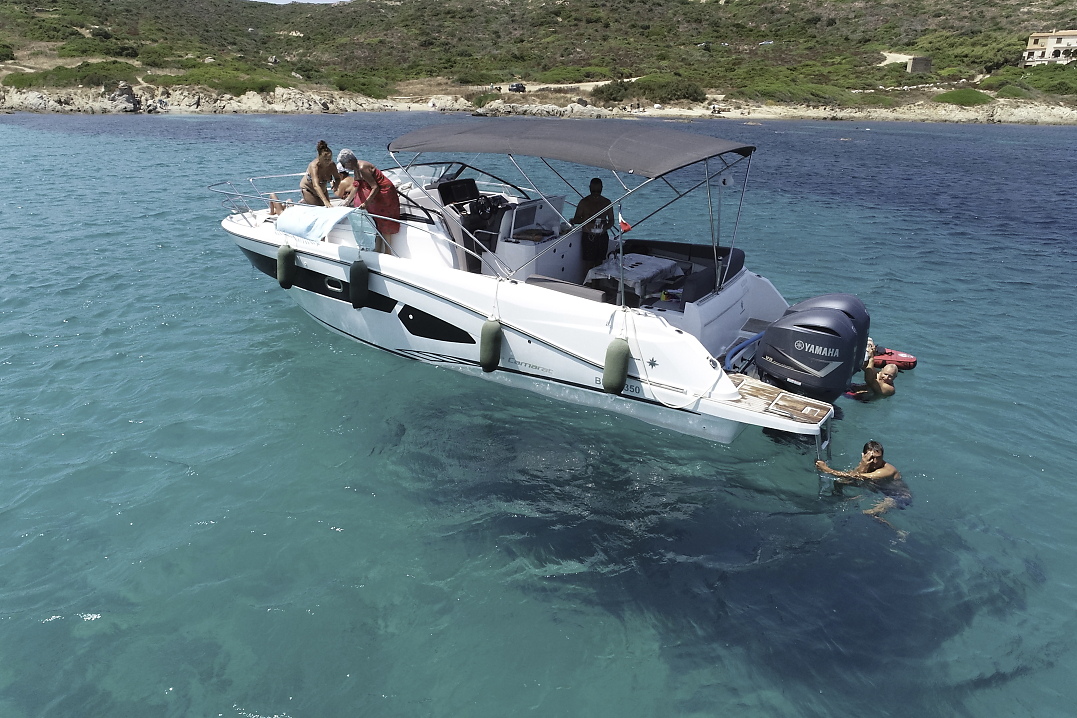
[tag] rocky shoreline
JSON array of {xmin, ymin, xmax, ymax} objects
[{"xmin": 3, "ymin": 83, "xmax": 1076, "ymax": 125}]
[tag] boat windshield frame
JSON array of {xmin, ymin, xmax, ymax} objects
[{"xmin": 392, "ymin": 160, "xmax": 534, "ymax": 201}]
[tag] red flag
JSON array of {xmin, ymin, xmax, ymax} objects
[{"xmin": 618, "ymin": 210, "xmax": 632, "ymax": 233}]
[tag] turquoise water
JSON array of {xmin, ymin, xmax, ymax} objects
[{"xmin": 2, "ymin": 113, "xmax": 1075, "ymax": 717}]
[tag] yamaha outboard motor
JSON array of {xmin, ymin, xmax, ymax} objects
[
  {"xmin": 756, "ymin": 299, "xmax": 865, "ymax": 402},
  {"xmin": 783, "ymin": 293, "xmax": 870, "ymax": 387}
]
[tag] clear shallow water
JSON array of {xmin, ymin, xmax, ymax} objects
[{"xmin": 1, "ymin": 112, "xmax": 1075, "ymax": 718}]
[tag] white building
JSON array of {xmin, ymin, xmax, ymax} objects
[{"xmin": 1021, "ymin": 30, "xmax": 1077, "ymax": 67}]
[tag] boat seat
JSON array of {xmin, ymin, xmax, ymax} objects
[
  {"xmin": 681, "ymin": 266, "xmax": 717, "ymax": 303},
  {"xmin": 720, "ymin": 247, "xmax": 745, "ymax": 281},
  {"xmin": 525, "ymin": 275, "xmax": 608, "ymax": 302}
]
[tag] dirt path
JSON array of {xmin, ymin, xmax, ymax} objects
[{"xmin": 878, "ymin": 52, "xmax": 914, "ymax": 66}]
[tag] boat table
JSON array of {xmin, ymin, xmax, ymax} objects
[{"xmin": 584, "ymin": 253, "xmax": 684, "ymax": 297}]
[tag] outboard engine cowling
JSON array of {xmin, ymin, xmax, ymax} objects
[
  {"xmin": 756, "ymin": 307, "xmax": 859, "ymax": 402},
  {"xmin": 783, "ymin": 293, "xmax": 870, "ymax": 387}
]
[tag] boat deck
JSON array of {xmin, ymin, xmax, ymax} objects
[{"xmin": 723, "ymin": 373, "xmax": 832, "ymax": 426}]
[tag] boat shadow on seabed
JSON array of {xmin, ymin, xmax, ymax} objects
[{"xmin": 368, "ymin": 392, "xmax": 1049, "ymax": 716}]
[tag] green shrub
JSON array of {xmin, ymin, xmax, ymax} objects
[
  {"xmin": 0, "ymin": 44, "xmax": 14, "ymax": 62},
  {"xmin": 910, "ymin": 31, "xmax": 1026, "ymax": 74},
  {"xmin": 1022, "ymin": 64, "xmax": 1077, "ymax": 95},
  {"xmin": 590, "ymin": 75, "xmax": 704, "ymax": 104},
  {"xmin": 978, "ymin": 75, "xmax": 1010, "ymax": 91},
  {"xmin": 293, "ymin": 60, "xmax": 323, "ymax": 80},
  {"xmin": 1, "ymin": 60, "xmax": 138, "ymax": 88},
  {"xmin": 633, "ymin": 74, "xmax": 706, "ymax": 103},
  {"xmin": 590, "ymin": 79, "xmax": 630, "ymax": 103},
  {"xmin": 453, "ymin": 69, "xmax": 501, "ymax": 86},
  {"xmin": 470, "ymin": 92, "xmax": 499, "ymax": 107},
  {"xmin": 731, "ymin": 80, "xmax": 853, "ymax": 105},
  {"xmin": 334, "ymin": 73, "xmax": 391, "ymax": 99},
  {"xmin": 858, "ymin": 93, "xmax": 895, "ymax": 107},
  {"xmin": 57, "ymin": 37, "xmax": 138, "ymax": 58},
  {"xmin": 536, "ymin": 66, "xmax": 586, "ymax": 84},
  {"xmin": 144, "ymin": 61, "xmax": 287, "ymax": 95},
  {"xmin": 23, "ymin": 17, "xmax": 80, "ymax": 42},
  {"xmin": 931, "ymin": 88, "xmax": 993, "ymax": 106},
  {"xmin": 535, "ymin": 66, "xmax": 611, "ymax": 84},
  {"xmin": 137, "ymin": 44, "xmax": 173, "ymax": 68},
  {"xmin": 995, "ymin": 85, "xmax": 1031, "ymax": 99}
]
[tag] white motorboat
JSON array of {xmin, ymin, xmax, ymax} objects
[{"xmin": 211, "ymin": 120, "xmax": 873, "ymax": 455}]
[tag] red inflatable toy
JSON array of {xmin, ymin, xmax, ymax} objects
[{"xmin": 872, "ymin": 347, "xmax": 917, "ymax": 370}]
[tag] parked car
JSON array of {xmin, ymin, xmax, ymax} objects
[{"xmin": 508, "ymin": 83, "xmax": 526, "ymax": 93}]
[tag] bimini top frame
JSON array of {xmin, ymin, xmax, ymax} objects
[{"xmin": 387, "ymin": 119, "xmax": 756, "ymax": 287}]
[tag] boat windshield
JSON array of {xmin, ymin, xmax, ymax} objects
[{"xmin": 387, "ymin": 162, "xmax": 533, "ymax": 202}]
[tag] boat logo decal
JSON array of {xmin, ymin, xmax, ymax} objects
[
  {"xmin": 508, "ymin": 358, "xmax": 553, "ymax": 374},
  {"xmin": 793, "ymin": 340, "xmax": 840, "ymax": 358},
  {"xmin": 776, "ymin": 347, "xmax": 844, "ymax": 378},
  {"xmin": 647, "ymin": 358, "xmax": 658, "ymax": 368}
]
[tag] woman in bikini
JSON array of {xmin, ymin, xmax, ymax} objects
[{"xmin": 299, "ymin": 140, "xmax": 342, "ymax": 206}]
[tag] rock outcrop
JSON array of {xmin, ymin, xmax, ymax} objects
[
  {"xmin": 0, "ymin": 83, "xmax": 447, "ymax": 115},
  {"xmin": 106, "ymin": 81, "xmax": 140, "ymax": 112},
  {"xmin": 3, "ymin": 82, "xmax": 1075, "ymax": 126},
  {"xmin": 716, "ymin": 98, "xmax": 1077, "ymax": 125},
  {"xmin": 475, "ymin": 100, "xmax": 610, "ymax": 118}
]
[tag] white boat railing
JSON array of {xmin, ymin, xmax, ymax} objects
[{"xmin": 209, "ymin": 176, "xmax": 511, "ymax": 276}]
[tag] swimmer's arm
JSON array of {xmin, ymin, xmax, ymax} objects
[
  {"xmin": 814, "ymin": 461, "xmax": 864, "ymax": 484},
  {"xmin": 859, "ymin": 464, "xmax": 900, "ymax": 481}
]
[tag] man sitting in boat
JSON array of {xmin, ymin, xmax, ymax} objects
[
  {"xmin": 846, "ymin": 340, "xmax": 897, "ymax": 400},
  {"xmin": 816, "ymin": 440, "xmax": 911, "ymax": 536},
  {"xmin": 571, "ymin": 178, "xmax": 615, "ymax": 270}
]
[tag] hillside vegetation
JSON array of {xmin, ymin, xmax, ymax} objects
[{"xmin": 2, "ymin": 0, "xmax": 1077, "ymax": 104}]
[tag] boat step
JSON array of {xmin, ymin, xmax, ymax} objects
[
  {"xmin": 724, "ymin": 373, "xmax": 832, "ymax": 426},
  {"xmin": 740, "ymin": 317, "xmax": 772, "ymax": 335}
]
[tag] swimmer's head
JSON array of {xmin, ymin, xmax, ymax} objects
[
  {"xmin": 879, "ymin": 364, "xmax": 898, "ymax": 383},
  {"xmin": 863, "ymin": 440, "xmax": 884, "ymax": 459}
]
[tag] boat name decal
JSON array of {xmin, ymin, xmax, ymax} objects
[
  {"xmin": 794, "ymin": 340, "xmax": 840, "ymax": 358},
  {"xmin": 508, "ymin": 358, "xmax": 553, "ymax": 374}
]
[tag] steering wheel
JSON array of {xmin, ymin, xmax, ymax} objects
[{"xmin": 472, "ymin": 196, "xmax": 494, "ymax": 221}]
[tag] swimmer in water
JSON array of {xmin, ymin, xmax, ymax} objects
[
  {"xmin": 816, "ymin": 440, "xmax": 911, "ymax": 537},
  {"xmin": 846, "ymin": 339, "xmax": 897, "ymax": 400}
]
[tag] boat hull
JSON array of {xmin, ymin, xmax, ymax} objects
[{"xmin": 224, "ymin": 212, "xmax": 833, "ymax": 445}]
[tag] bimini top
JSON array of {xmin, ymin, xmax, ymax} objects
[{"xmin": 388, "ymin": 119, "xmax": 755, "ymax": 180}]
